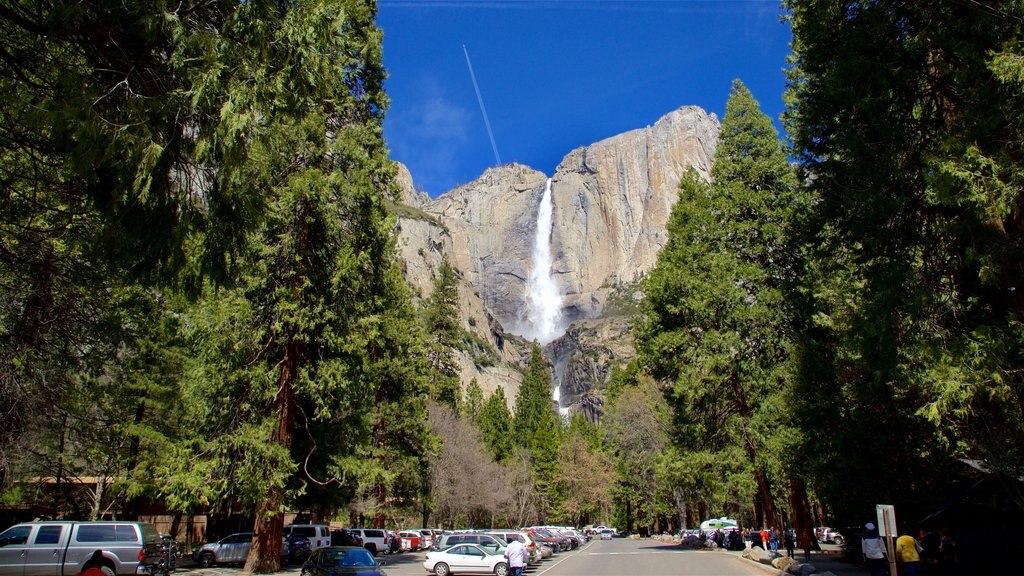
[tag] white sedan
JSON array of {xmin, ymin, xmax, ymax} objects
[{"xmin": 422, "ymin": 543, "xmax": 509, "ymax": 576}]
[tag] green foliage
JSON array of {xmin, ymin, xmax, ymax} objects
[
  {"xmin": 635, "ymin": 79, "xmax": 799, "ymax": 528},
  {"xmin": 479, "ymin": 387, "xmax": 516, "ymax": 463},
  {"xmin": 464, "ymin": 379, "xmax": 485, "ymax": 423},
  {"xmin": 530, "ymin": 407, "xmax": 564, "ymax": 518},
  {"xmin": 785, "ymin": 0, "xmax": 1024, "ymax": 524},
  {"xmin": 423, "ymin": 256, "xmax": 463, "ymax": 411},
  {"xmin": 513, "ymin": 342, "xmax": 554, "ymax": 449},
  {"xmin": 567, "ymin": 412, "xmax": 602, "ymax": 451},
  {"xmin": 386, "ymin": 200, "xmax": 446, "ymax": 230}
]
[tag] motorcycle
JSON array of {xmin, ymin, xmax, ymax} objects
[{"xmin": 156, "ymin": 536, "xmax": 177, "ymax": 576}]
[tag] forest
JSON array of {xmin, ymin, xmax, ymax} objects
[{"xmin": 1, "ymin": 0, "xmax": 1022, "ymax": 572}]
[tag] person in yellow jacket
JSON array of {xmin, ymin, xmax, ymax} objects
[{"xmin": 895, "ymin": 528, "xmax": 921, "ymax": 576}]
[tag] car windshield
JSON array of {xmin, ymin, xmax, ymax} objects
[{"xmin": 319, "ymin": 549, "xmax": 375, "ymax": 567}]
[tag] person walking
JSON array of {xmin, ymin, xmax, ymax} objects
[
  {"xmin": 503, "ymin": 537, "xmax": 529, "ymax": 576},
  {"xmin": 895, "ymin": 528, "xmax": 921, "ymax": 576},
  {"xmin": 799, "ymin": 529, "xmax": 813, "ymax": 563},
  {"xmin": 861, "ymin": 523, "xmax": 888, "ymax": 576},
  {"xmin": 784, "ymin": 529, "xmax": 796, "ymax": 558}
]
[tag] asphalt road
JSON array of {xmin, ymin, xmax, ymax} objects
[{"xmin": 374, "ymin": 538, "xmax": 772, "ymax": 576}]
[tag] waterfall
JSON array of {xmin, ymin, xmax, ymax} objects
[
  {"xmin": 525, "ymin": 179, "xmax": 569, "ymax": 418},
  {"xmin": 526, "ymin": 178, "xmax": 562, "ymax": 343}
]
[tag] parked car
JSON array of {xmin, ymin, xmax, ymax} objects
[
  {"xmin": 299, "ymin": 546, "xmax": 385, "ymax": 576},
  {"xmin": 286, "ymin": 536, "xmax": 313, "ymax": 564},
  {"xmin": 432, "ymin": 533, "xmax": 505, "ymax": 555},
  {"xmin": 395, "ymin": 531, "xmax": 420, "ymax": 552},
  {"xmin": 817, "ymin": 528, "xmax": 845, "ymax": 545},
  {"xmin": 524, "ymin": 529, "xmax": 561, "ymax": 554},
  {"xmin": 347, "ymin": 529, "xmax": 389, "ymax": 556},
  {"xmin": 422, "ymin": 544, "xmax": 507, "ymax": 576},
  {"xmin": 599, "ymin": 530, "xmax": 613, "ymax": 540},
  {"xmin": 0, "ymin": 521, "xmax": 162, "ymax": 576},
  {"xmin": 284, "ymin": 525, "xmax": 332, "ymax": 551},
  {"xmin": 484, "ymin": 531, "xmax": 539, "ymax": 564},
  {"xmin": 412, "ymin": 530, "xmax": 436, "ymax": 550},
  {"xmin": 331, "ymin": 530, "xmax": 362, "ymax": 548},
  {"xmin": 193, "ymin": 532, "xmax": 288, "ymax": 567}
]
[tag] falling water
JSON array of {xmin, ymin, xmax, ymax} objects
[
  {"xmin": 526, "ymin": 178, "xmax": 562, "ymax": 343},
  {"xmin": 525, "ymin": 179, "xmax": 569, "ymax": 418}
]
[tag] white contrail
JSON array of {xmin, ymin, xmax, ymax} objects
[{"xmin": 462, "ymin": 44, "xmax": 502, "ymax": 165}]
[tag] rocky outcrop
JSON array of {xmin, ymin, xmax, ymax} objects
[
  {"xmin": 550, "ymin": 106, "xmax": 719, "ymax": 321},
  {"xmin": 423, "ymin": 164, "xmax": 549, "ymax": 337},
  {"xmin": 392, "ymin": 164, "xmax": 529, "ymax": 403},
  {"xmin": 545, "ymin": 316, "xmax": 636, "ymax": 417}
]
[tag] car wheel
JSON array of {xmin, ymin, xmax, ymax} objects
[
  {"xmin": 198, "ymin": 552, "xmax": 216, "ymax": 568},
  {"xmin": 364, "ymin": 543, "xmax": 377, "ymax": 556},
  {"xmin": 834, "ymin": 536, "xmax": 845, "ymax": 546},
  {"xmin": 99, "ymin": 564, "xmax": 116, "ymax": 576},
  {"xmin": 433, "ymin": 562, "xmax": 450, "ymax": 576},
  {"xmin": 494, "ymin": 562, "xmax": 508, "ymax": 576}
]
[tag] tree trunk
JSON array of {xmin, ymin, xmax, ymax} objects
[
  {"xmin": 788, "ymin": 476, "xmax": 813, "ymax": 540},
  {"xmin": 728, "ymin": 371, "xmax": 778, "ymax": 528},
  {"xmin": 243, "ymin": 341, "xmax": 298, "ymax": 574}
]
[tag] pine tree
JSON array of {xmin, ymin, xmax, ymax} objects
[
  {"xmin": 422, "ymin": 256, "xmax": 463, "ymax": 411},
  {"xmin": 513, "ymin": 342, "xmax": 553, "ymax": 449},
  {"xmin": 478, "ymin": 387, "xmax": 515, "ymax": 462},
  {"xmin": 530, "ymin": 407, "xmax": 563, "ymax": 520},
  {"xmin": 636, "ymin": 79, "xmax": 799, "ymax": 529},
  {"xmin": 464, "ymin": 378, "xmax": 485, "ymax": 424}
]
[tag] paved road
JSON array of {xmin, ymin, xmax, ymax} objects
[
  {"xmin": 528, "ymin": 538, "xmax": 770, "ymax": 576},
  {"xmin": 371, "ymin": 538, "xmax": 772, "ymax": 576}
]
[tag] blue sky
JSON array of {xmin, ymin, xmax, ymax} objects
[{"xmin": 378, "ymin": 0, "xmax": 792, "ymax": 197}]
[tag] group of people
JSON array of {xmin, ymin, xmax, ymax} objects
[{"xmin": 861, "ymin": 523, "xmax": 958, "ymax": 576}]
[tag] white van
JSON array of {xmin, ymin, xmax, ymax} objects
[{"xmin": 282, "ymin": 525, "xmax": 331, "ymax": 551}]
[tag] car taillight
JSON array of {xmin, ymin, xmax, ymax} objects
[{"xmin": 138, "ymin": 549, "xmax": 146, "ymax": 562}]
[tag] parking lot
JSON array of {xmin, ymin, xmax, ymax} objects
[{"xmin": 176, "ymin": 539, "xmax": 591, "ymax": 576}]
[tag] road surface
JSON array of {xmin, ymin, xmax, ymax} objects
[{"xmin": 376, "ymin": 538, "xmax": 771, "ymax": 576}]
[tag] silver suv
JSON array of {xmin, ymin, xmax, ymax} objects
[{"xmin": 192, "ymin": 533, "xmax": 288, "ymax": 567}]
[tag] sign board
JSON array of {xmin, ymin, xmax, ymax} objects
[{"xmin": 876, "ymin": 504, "xmax": 897, "ymax": 537}]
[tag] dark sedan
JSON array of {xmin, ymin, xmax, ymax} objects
[{"xmin": 300, "ymin": 547, "xmax": 385, "ymax": 576}]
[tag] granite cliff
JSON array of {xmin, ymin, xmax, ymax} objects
[{"xmin": 392, "ymin": 105, "xmax": 720, "ymax": 413}]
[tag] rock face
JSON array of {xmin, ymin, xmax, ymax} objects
[
  {"xmin": 392, "ymin": 105, "xmax": 720, "ymax": 411},
  {"xmin": 426, "ymin": 164, "xmax": 550, "ymax": 338},
  {"xmin": 550, "ymin": 106, "xmax": 719, "ymax": 322}
]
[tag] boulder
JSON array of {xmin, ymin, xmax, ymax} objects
[{"xmin": 773, "ymin": 556, "xmax": 797, "ymax": 571}]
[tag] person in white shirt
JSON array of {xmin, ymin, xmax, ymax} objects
[
  {"xmin": 861, "ymin": 522, "xmax": 888, "ymax": 576},
  {"xmin": 503, "ymin": 539, "xmax": 529, "ymax": 576}
]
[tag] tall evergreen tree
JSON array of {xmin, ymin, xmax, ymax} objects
[
  {"xmin": 636, "ymin": 79, "xmax": 799, "ymax": 530},
  {"xmin": 513, "ymin": 342, "xmax": 553, "ymax": 450},
  {"xmin": 479, "ymin": 387, "xmax": 515, "ymax": 462},
  {"xmin": 147, "ymin": 1, "xmax": 428, "ymax": 570},
  {"xmin": 422, "ymin": 256, "xmax": 463, "ymax": 411},
  {"xmin": 464, "ymin": 378, "xmax": 485, "ymax": 424},
  {"xmin": 784, "ymin": 0, "xmax": 1024, "ymax": 527},
  {"xmin": 530, "ymin": 406, "xmax": 563, "ymax": 520}
]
